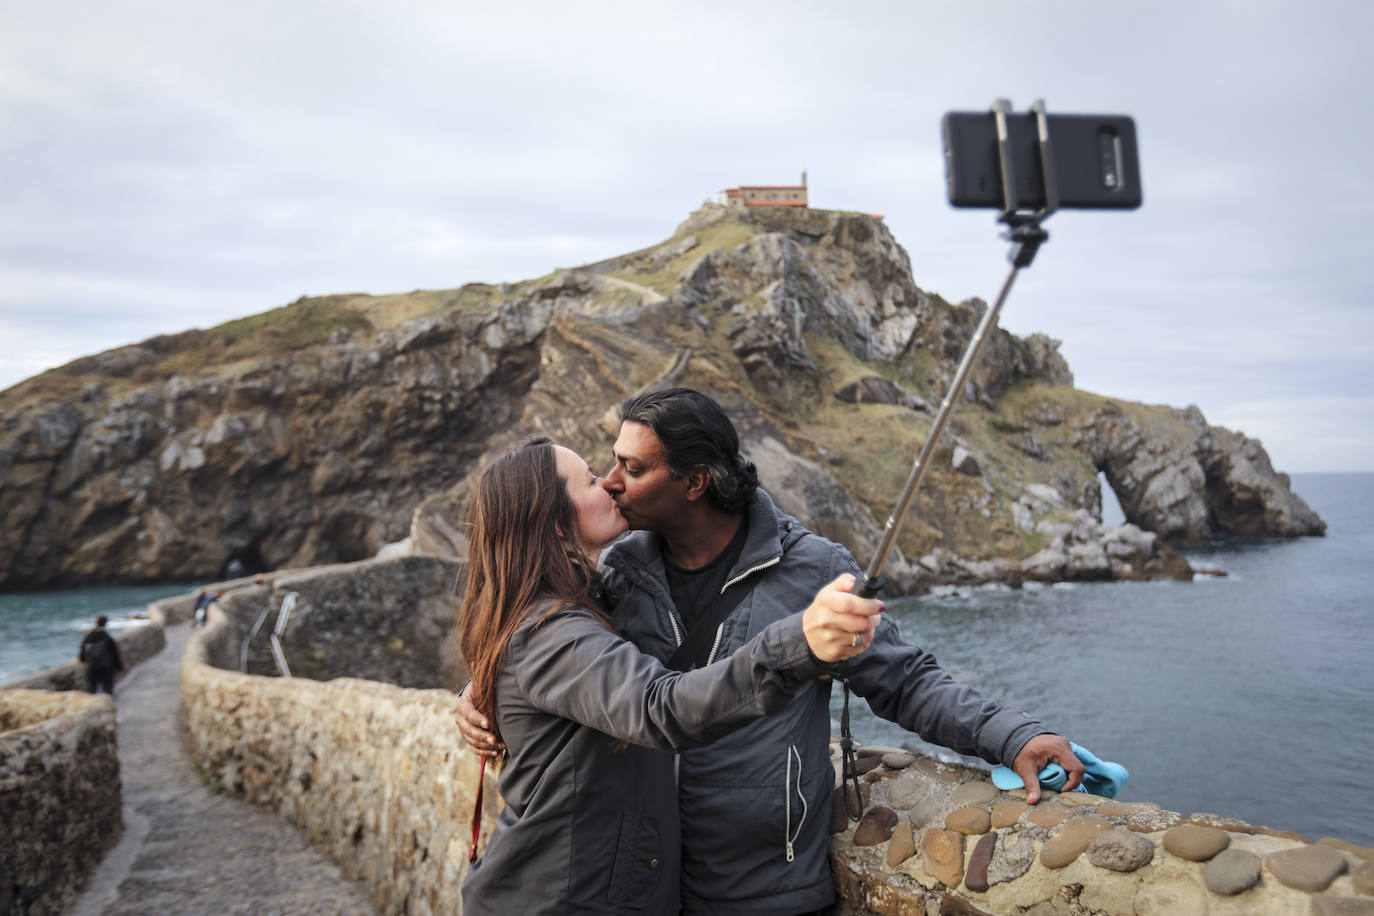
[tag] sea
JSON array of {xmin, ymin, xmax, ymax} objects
[
  {"xmin": 0, "ymin": 583, "xmax": 200, "ymax": 684},
  {"xmin": 829, "ymin": 471, "xmax": 1374, "ymax": 846},
  {"xmin": 3, "ymin": 474, "xmax": 1371, "ymax": 845}
]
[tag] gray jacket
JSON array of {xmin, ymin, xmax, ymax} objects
[
  {"xmin": 461, "ymin": 600, "xmax": 823, "ymax": 916},
  {"xmin": 600, "ymin": 488, "xmax": 1048, "ymax": 916}
]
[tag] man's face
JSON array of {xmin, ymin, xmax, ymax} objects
[{"xmin": 602, "ymin": 421, "xmax": 693, "ymax": 532}]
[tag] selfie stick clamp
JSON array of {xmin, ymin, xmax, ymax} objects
[
  {"xmin": 998, "ymin": 98, "xmax": 1058, "ymax": 265},
  {"xmin": 839, "ymin": 100, "xmax": 1059, "ymax": 820}
]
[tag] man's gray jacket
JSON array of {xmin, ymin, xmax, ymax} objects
[
  {"xmin": 600, "ymin": 488, "xmax": 1049, "ymax": 916},
  {"xmin": 461, "ymin": 601, "xmax": 823, "ymax": 915}
]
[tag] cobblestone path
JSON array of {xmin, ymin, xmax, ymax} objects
[{"xmin": 70, "ymin": 623, "xmax": 378, "ymax": 916}]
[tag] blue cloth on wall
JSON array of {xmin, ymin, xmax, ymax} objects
[{"xmin": 990, "ymin": 742, "xmax": 1129, "ymax": 798}]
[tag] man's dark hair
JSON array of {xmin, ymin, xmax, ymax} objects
[
  {"xmin": 619, "ymin": 387, "xmax": 759, "ymax": 515},
  {"xmin": 95, "ymin": 615, "xmax": 108, "ymax": 627}
]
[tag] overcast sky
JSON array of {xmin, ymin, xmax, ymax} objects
[{"xmin": 3, "ymin": 1, "xmax": 1371, "ymax": 472}]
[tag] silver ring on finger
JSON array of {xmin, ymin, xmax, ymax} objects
[{"xmin": 851, "ymin": 631, "xmax": 865, "ymax": 648}]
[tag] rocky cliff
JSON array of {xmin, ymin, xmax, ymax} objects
[{"xmin": 0, "ymin": 204, "xmax": 1324, "ymax": 592}]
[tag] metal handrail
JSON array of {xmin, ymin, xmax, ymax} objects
[
  {"xmin": 269, "ymin": 592, "xmax": 297, "ymax": 679},
  {"xmin": 240, "ymin": 591, "xmax": 299, "ymax": 678}
]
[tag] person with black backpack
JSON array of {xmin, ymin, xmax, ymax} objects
[{"xmin": 79, "ymin": 616, "xmax": 124, "ymax": 695}]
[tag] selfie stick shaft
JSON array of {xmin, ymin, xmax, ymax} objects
[
  {"xmin": 852, "ymin": 98, "xmax": 1056, "ymax": 601},
  {"xmin": 852, "ymin": 263, "xmax": 1022, "ymax": 599}
]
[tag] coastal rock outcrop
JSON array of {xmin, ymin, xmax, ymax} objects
[
  {"xmin": 0, "ymin": 304, "xmax": 546, "ymax": 587},
  {"xmin": 1073, "ymin": 402, "xmax": 1326, "ymax": 542},
  {"xmin": 0, "ymin": 204, "xmax": 1323, "ymax": 591}
]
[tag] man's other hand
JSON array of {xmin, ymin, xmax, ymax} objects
[{"xmin": 1012, "ymin": 733, "xmax": 1084, "ymax": 804}]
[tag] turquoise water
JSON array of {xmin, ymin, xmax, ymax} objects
[
  {"xmin": 832, "ymin": 472, "xmax": 1374, "ymax": 845},
  {"xmin": 0, "ymin": 583, "xmax": 199, "ymax": 683}
]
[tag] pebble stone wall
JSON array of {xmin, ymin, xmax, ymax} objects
[
  {"xmin": 828, "ymin": 744, "xmax": 1374, "ymax": 915},
  {"xmin": 0, "ymin": 689, "xmax": 121, "ymax": 916}
]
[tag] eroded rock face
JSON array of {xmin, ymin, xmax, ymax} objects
[
  {"xmin": 1074, "ymin": 403, "xmax": 1325, "ymax": 543},
  {"xmin": 0, "ymin": 205, "xmax": 1324, "ymax": 590},
  {"xmin": 0, "ymin": 305, "xmax": 547, "ymax": 588},
  {"xmin": 744, "ymin": 430, "xmax": 913, "ymax": 587}
]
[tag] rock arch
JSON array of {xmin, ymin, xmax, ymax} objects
[{"xmin": 1073, "ymin": 403, "xmax": 1324, "ymax": 543}]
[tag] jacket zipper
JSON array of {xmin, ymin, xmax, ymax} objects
[
  {"xmin": 784, "ymin": 744, "xmax": 808, "ymax": 862},
  {"xmin": 706, "ymin": 556, "xmax": 779, "ymax": 666},
  {"xmin": 669, "ymin": 590, "xmax": 686, "ymax": 790},
  {"xmin": 705, "ymin": 625, "xmax": 724, "ymax": 665},
  {"xmin": 672, "ymin": 599, "xmax": 683, "ymax": 789},
  {"xmin": 722, "ymin": 556, "xmax": 780, "ymax": 593},
  {"xmin": 666, "ymin": 603, "xmax": 684, "ymax": 647}
]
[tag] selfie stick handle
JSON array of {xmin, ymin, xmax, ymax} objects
[{"xmin": 853, "ymin": 99, "xmax": 1058, "ymax": 601}]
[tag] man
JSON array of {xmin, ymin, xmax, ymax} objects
[
  {"xmin": 192, "ymin": 589, "xmax": 220, "ymax": 627},
  {"xmin": 458, "ymin": 388, "xmax": 1083, "ymax": 915},
  {"xmin": 193, "ymin": 589, "xmax": 212, "ymax": 627},
  {"xmin": 79, "ymin": 615, "xmax": 124, "ymax": 695}
]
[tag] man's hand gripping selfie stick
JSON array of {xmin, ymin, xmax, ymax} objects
[{"xmin": 839, "ymin": 99, "xmax": 1059, "ymax": 821}]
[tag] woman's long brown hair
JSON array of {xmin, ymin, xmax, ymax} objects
[{"xmin": 456, "ymin": 438, "xmax": 609, "ymax": 745}]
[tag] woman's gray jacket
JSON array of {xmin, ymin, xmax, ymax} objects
[
  {"xmin": 460, "ymin": 600, "xmax": 823, "ymax": 916},
  {"xmin": 599, "ymin": 488, "xmax": 1049, "ymax": 915}
]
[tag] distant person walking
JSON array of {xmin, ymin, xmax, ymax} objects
[
  {"xmin": 79, "ymin": 616, "xmax": 124, "ymax": 695},
  {"xmin": 192, "ymin": 589, "xmax": 218, "ymax": 627}
]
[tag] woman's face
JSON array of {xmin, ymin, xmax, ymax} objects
[{"xmin": 554, "ymin": 446, "xmax": 628, "ymax": 553}]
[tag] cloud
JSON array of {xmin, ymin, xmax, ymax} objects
[
  {"xmin": 1, "ymin": 0, "xmax": 1372, "ymax": 473},
  {"xmin": 1214, "ymin": 396, "xmax": 1374, "ymax": 474}
]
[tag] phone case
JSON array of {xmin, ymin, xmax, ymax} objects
[{"xmin": 942, "ymin": 111, "xmax": 1142, "ymax": 210}]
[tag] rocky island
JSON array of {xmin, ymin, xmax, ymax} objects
[{"xmin": 0, "ymin": 203, "xmax": 1324, "ymax": 592}]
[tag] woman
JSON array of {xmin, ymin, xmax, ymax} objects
[{"xmin": 457, "ymin": 438, "xmax": 880, "ymax": 915}]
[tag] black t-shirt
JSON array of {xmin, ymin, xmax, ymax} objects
[{"xmin": 663, "ymin": 512, "xmax": 749, "ymax": 634}]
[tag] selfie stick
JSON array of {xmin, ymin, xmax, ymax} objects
[
  {"xmin": 840, "ymin": 100, "xmax": 1059, "ymax": 820},
  {"xmin": 852, "ymin": 99, "xmax": 1058, "ymax": 602}
]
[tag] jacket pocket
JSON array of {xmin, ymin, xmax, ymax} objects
[
  {"xmin": 784, "ymin": 744, "xmax": 808, "ymax": 862},
  {"xmin": 607, "ymin": 811, "xmax": 664, "ymax": 910}
]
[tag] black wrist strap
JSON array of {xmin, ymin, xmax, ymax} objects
[
  {"xmin": 840, "ymin": 680, "xmax": 864, "ymax": 820},
  {"xmin": 666, "ymin": 586, "xmax": 751, "ymax": 671}
]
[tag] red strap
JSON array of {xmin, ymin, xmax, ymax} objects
[{"xmin": 469, "ymin": 755, "xmax": 487, "ymax": 864}]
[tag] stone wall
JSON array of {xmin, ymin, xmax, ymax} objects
[
  {"xmin": 828, "ymin": 745, "xmax": 1374, "ymax": 915},
  {"xmin": 181, "ymin": 580, "xmax": 488, "ymax": 916},
  {"xmin": 0, "ymin": 689, "xmax": 122, "ymax": 916},
  {"xmin": 0, "ymin": 585, "xmax": 215, "ymax": 913}
]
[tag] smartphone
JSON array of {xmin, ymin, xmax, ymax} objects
[{"xmin": 942, "ymin": 110, "xmax": 1142, "ymax": 210}]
